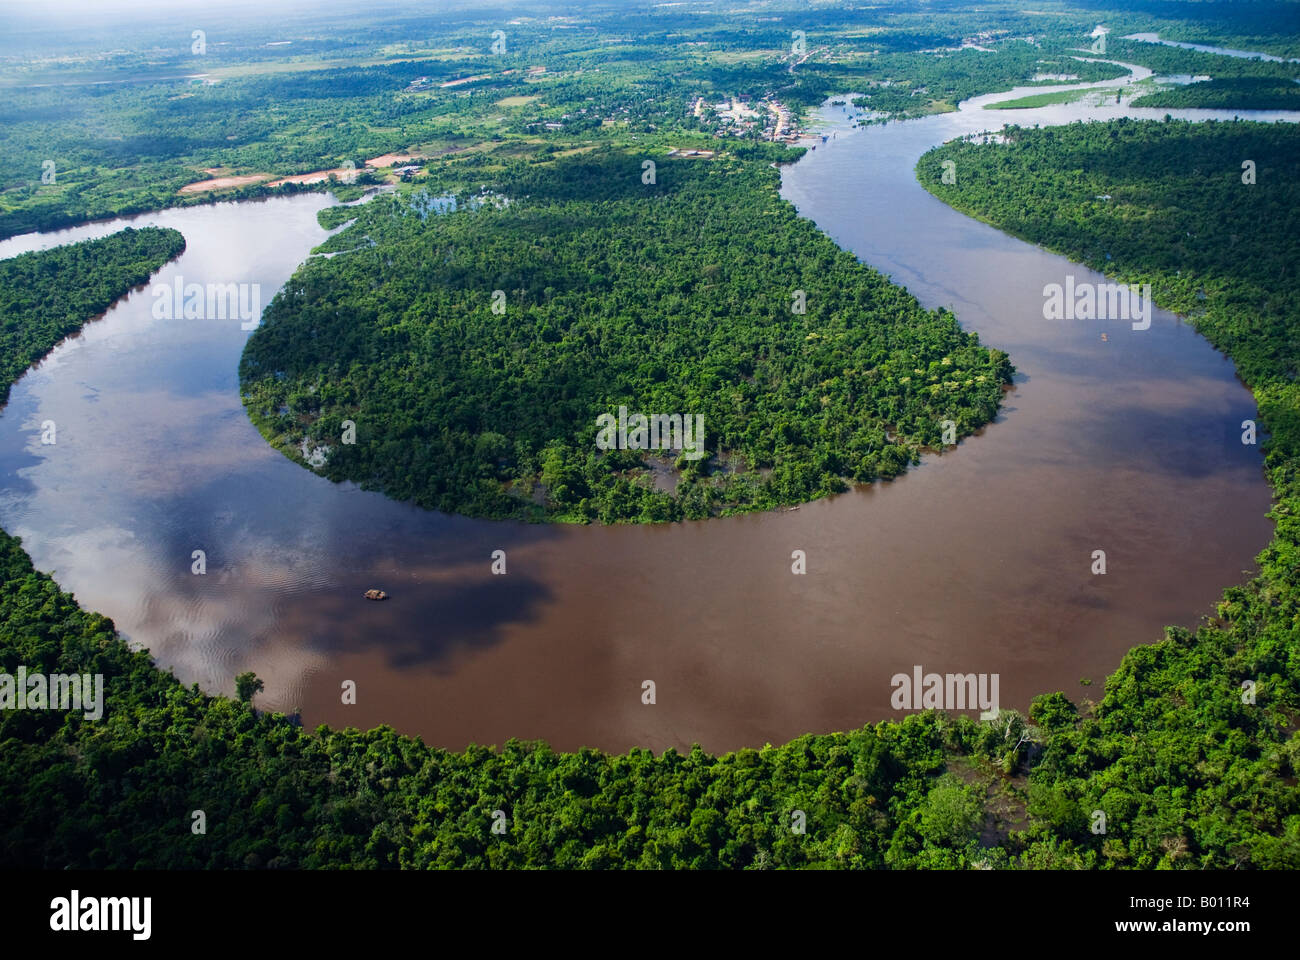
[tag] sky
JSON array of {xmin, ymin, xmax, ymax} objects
[
  {"xmin": 0, "ymin": 0, "xmax": 488, "ymax": 49},
  {"xmin": 0, "ymin": 0, "xmax": 439, "ymax": 24}
]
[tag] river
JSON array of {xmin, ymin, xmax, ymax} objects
[{"xmin": 0, "ymin": 62, "xmax": 1292, "ymax": 753}]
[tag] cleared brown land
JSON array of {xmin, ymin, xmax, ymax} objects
[
  {"xmin": 366, "ymin": 152, "xmax": 428, "ymax": 168},
  {"xmin": 178, "ymin": 173, "xmax": 271, "ymax": 195},
  {"xmin": 266, "ymin": 168, "xmax": 357, "ymax": 186},
  {"xmin": 441, "ymin": 73, "xmax": 493, "ymax": 87}
]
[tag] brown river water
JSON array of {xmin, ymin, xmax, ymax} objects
[{"xmin": 0, "ymin": 67, "xmax": 1292, "ymax": 753}]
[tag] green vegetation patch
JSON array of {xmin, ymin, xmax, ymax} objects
[
  {"xmin": 1131, "ymin": 76, "xmax": 1300, "ymax": 110},
  {"xmin": 316, "ymin": 205, "xmax": 359, "ymax": 230},
  {"xmin": 986, "ymin": 86, "xmax": 1110, "ymax": 110}
]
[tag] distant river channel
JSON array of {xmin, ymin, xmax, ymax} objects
[{"xmin": 0, "ymin": 62, "xmax": 1293, "ymax": 753}]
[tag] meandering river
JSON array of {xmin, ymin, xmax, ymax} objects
[{"xmin": 0, "ymin": 63, "xmax": 1292, "ymax": 753}]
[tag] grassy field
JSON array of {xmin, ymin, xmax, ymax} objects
[{"xmin": 985, "ymin": 86, "xmax": 1110, "ymax": 109}]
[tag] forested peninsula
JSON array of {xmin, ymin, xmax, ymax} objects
[{"xmin": 240, "ymin": 148, "xmax": 1013, "ymax": 522}]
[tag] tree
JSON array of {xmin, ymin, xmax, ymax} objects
[
  {"xmin": 917, "ymin": 776, "xmax": 983, "ymax": 850},
  {"xmin": 236, "ymin": 671, "xmax": 264, "ymax": 705},
  {"xmin": 1029, "ymin": 692, "xmax": 1078, "ymax": 731}
]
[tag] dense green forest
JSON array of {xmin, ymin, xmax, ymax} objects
[
  {"xmin": 1131, "ymin": 76, "xmax": 1300, "ymax": 110},
  {"xmin": 241, "ymin": 148, "xmax": 1013, "ymax": 522},
  {"xmin": 0, "ymin": 227, "xmax": 185, "ymax": 403}
]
